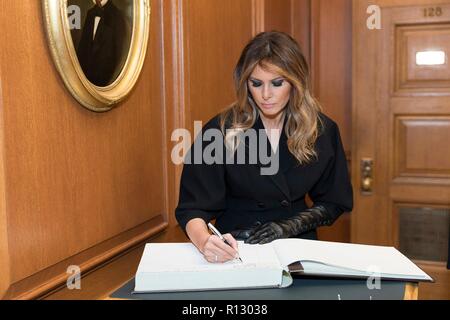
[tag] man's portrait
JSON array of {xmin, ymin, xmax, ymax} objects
[{"xmin": 69, "ymin": 0, "xmax": 133, "ymax": 87}]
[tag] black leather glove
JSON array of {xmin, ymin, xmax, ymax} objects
[
  {"xmin": 230, "ymin": 221, "xmax": 262, "ymax": 241},
  {"xmin": 245, "ymin": 205, "xmax": 334, "ymax": 244}
]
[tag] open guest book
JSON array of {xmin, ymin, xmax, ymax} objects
[{"xmin": 133, "ymin": 239, "xmax": 433, "ymax": 293}]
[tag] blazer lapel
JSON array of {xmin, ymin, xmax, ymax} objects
[{"xmin": 243, "ymin": 115, "xmax": 293, "ymax": 200}]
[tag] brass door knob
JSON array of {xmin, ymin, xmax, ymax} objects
[
  {"xmin": 361, "ymin": 159, "xmax": 374, "ymax": 194},
  {"xmin": 362, "ymin": 177, "xmax": 373, "ymax": 192}
]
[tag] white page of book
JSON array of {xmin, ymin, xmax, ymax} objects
[
  {"xmin": 137, "ymin": 242, "xmax": 281, "ymax": 274},
  {"xmin": 239, "ymin": 242, "xmax": 282, "ymax": 269},
  {"xmin": 271, "ymin": 239, "xmax": 431, "ymax": 279}
]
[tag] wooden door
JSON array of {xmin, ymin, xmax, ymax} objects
[{"xmin": 353, "ymin": 0, "xmax": 450, "ymax": 299}]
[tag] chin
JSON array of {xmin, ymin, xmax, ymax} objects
[{"xmin": 258, "ymin": 108, "xmax": 284, "ymax": 118}]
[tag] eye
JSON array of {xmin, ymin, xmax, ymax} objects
[
  {"xmin": 250, "ymin": 80, "xmax": 262, "ymax": 88},
  {"xmin": 272, "ymin": 80, "xmax": 284, "ymax": 87}
]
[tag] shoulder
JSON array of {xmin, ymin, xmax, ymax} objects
[
  {"xmin": 201, "ymin": 113, "xmax": 228, "ymax": 132},
  {"xmin": 315, "ymin": 113, "xmax": 342, "ymax": 154},
  {"xmin": 318, "ymin": 113, "xmax": 338, "ymax": 133}
]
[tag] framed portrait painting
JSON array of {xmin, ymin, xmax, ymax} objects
[{"xmin": 42, "ymin": 0, "xmax": 151, "ymax": 112}]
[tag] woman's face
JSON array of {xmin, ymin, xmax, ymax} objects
[{"xmin": 248, "ymin": 63, "xmax": 292, "ymax": 120}]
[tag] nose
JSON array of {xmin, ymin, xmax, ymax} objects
[{"xmin": 262, "ymin": 84, "xmax": 273, "ymax": 101}]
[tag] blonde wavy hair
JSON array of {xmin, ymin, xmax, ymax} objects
[{"xmin": 219, "ymin": 31, "xmax": 323, "ymax": 165}]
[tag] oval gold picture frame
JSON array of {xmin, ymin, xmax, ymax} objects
[{"xmin": 42, "ymin": 0, "xmax": 151, "ymax": 112}]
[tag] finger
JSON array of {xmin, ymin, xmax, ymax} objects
[
  {"xmin": 202, "ymin": 236, "xmax": 224, "ymax": 257},
  {"xmin": 206, "ymin": 254, "xmax": 223, "ymax": 263},
  {"xmin": 248, "ymin": 223, "xmax": 264, "ymax": 236},
  {"xmin": 249, "ymin": 225, "xmax": 273, "ymax": 240},
  {"xmin": 246, "ymin": 234, "xmax": 262, "ymax": 244},
  {"xmin": 245, "ymin": 234, "xmax": 260, "ymax": 244},
  {"xmin": 210, "ymin": 236, "xmax": 238, "ymax": 258},
  {"xmin": 223, "ymin": 234, "xmax": 239, "ymax": 251},
  {"xmin": 207, "ymin": 248, "xmax": 235, "ymax": 263},
  {"xmin": 245, "ymin": 222, "xmax": 264, "ymax": 238},
  {"xmin": 248, "ymin": 235, "xmax": 272, "ymax": 244},
  {"xmin": 247, "ymin": 235, "xmax": 265, "ymax": 244},
  {"xmin": 246, "ymin": 228, "xmax": 275, "ymax": 244},
  {"xmin": 258, "ymin": 236, "xmax": 274, "ymax": 244},
  {"xmin": 223, "ymin": 234, "xmax": 241, "ymax": 259},
  {"xmin": 203, "ymin": 240, "xmax": 227, "ymax": 257},
  {"xmin": 208, "ymin": 237, "xmax": 237, "ymax": 260},
  {"xmin": 205, "ymin": 253, "xmax": 221, "ymax": 263}
]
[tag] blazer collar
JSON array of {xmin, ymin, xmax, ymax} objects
[{"xmin": 244, "ymin": 113, "xmax": 296, "ymax": 199}]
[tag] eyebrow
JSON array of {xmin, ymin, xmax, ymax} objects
[{"xmin": 249, "ymin": 77, "xmax": 285, "ymax": 82}]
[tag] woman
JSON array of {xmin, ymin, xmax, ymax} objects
[{"xmin": 175, "ymin": 31, "xmax": 353, "ymax": 263}]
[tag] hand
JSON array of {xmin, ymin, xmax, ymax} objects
[
  {"xmin": 245, "ymin": 221, "xmax": 290, "ymax": 244},
  {"xmin": 245, "ymin": 205, "xmax": 334, "ymax": 244},
  {"xmin": 230, "ymin": 221, "xmax": 262, "ymax": 240},
  {"xmin": 200, "ymin": 234, "xmax": 239, "ymax": 263}
]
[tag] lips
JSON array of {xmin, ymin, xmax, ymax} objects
[{"xmin": 261, "ymin": 103, "xmax": 276, "ymax": 108}]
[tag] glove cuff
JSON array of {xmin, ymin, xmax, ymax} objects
[{"xmin": 288, "ymin": 205, "xmax": 334, "ymax": 236}]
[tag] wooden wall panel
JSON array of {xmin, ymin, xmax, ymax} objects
[
  {"xmin": 0, "ymin": 0, "xmax": 168, "ymax": 297},
  {"xmin": 311, "ymin": 0, "xmax": 352, "ymax": 152},
  {"xmin": 309, "ymin": 0, "xmax": 352, "ymax": 243},
  {"xmin": 182, "ymin": 0, "xmax": 254, "ymax": 130},
  {"xmin": 292, "ymin": 0, "xmax": 312, "ymax": 64},
  {"xmin": 395, "ymin": 117, "xmax": 450, "ymax": 178},
  {"xmin": 0, "ymin": 72, "xmax": 11, "ymax": 298},
  {"xmin": 265, "ymin": 0, "xmax": 293, "ymax": 34}
]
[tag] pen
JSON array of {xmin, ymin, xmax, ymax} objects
[{"xmin": 207, "ymin": 223, "xmax": 243, "ymax": 263}]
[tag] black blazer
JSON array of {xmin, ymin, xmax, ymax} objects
[
  {"xmin": 77, "ymin": 0, "xmax": 127, "ymax": 86},
  {"xmin": 175, "ymin": 113, "xmax": 353, "ymax": 240}
]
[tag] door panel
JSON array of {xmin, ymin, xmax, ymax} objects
[
  {"xmin": 353, "ymin": 0, "xmax": 450, "ymax": 299},
  {"xmin": 395, "ymin": 23, "xmax": 450, "ymax": 93},
  {"xmin": 395, "ymin": 205, "xmax": 449, "ymax": 262},
  {"xmin": 394, "ymin": 116, "xmax": 450, "ymax": 178}
]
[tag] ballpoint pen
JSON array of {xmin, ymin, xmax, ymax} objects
[{"xmin": 207, "ymin": 223, "xmax": 243, "ymax": 263}]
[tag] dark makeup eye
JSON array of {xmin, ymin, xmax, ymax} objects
[
  {"xmin": 272, "ymin": 80, "xmax": 284, "ymax": 87},
  {"xmin": 250, "ymin": 80, "xmax": 262, "ymax": 88}
]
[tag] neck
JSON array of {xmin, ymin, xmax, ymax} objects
[{"xmin": 259, "ymin": 112, "xmax": 286, "ymax": 130}]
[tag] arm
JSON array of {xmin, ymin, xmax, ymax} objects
[
  {"xmin": 175, "ymin": 117, "xmax": 239, "ymax": 262},
  {"xmin": 245, "ymin": 205, "xmax": 334, "ymax": 244},
  {"xmin": 186, "ymin": 218, "xmax": 211, "ymax": 252}
]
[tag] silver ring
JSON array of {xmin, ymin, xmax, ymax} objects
[{"xmin": 214, "ymin": 255, "xmax": 218, "ymax": 262}]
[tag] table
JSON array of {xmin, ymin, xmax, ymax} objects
[{"xmin": 109, "ymin": 276, "xmax": 418, "ymax": 300}]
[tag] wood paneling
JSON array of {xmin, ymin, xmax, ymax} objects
[
  {"xmin": 418, "ymin": 261, "xmax": 450, "ymax": 299},
  {"xmin": 353, "ymin": 0, "xmax": 450, "ymax": 299},
  {"xmin": 395, "ymin": 117, "xmax": 450, "ymax": 178},
  {"xmin": 0, "ymin": 0, "xmax": 169, "ymax": 298},
  {"xmin": 264, "ymin": 0, "xmax": 293, "ymax": 34},
  {"xmin": 0, "ymin": 0, "xmax": 354, "ymax": 299},
  {"xmin": 0, "ymin": 72, "xmax": 11, "ymax": 298},
  {"xmin": 310, "ymin": 0, "xmax": 353, "ymax": 243},
  {"xmin": 292, "ymin": 0, "xmax": 312, "ymax": 64},
  {"xmin": 2, "ymin": 217, "xmax": 168, "ymax": 300},
  {"xmin": 182, "ymin": 0, "xmax": 254, "ymax": 130},
  {"xmin": 311, "ymin": 0, "xmax": 352, "ymax": 152},
  {"xmin": 42, "ymin": 226, "xmax": 187, "ymax": 300},
  {"xmin": 395, "ymin": 23, "xmax": 450, "ymax": 93}
]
